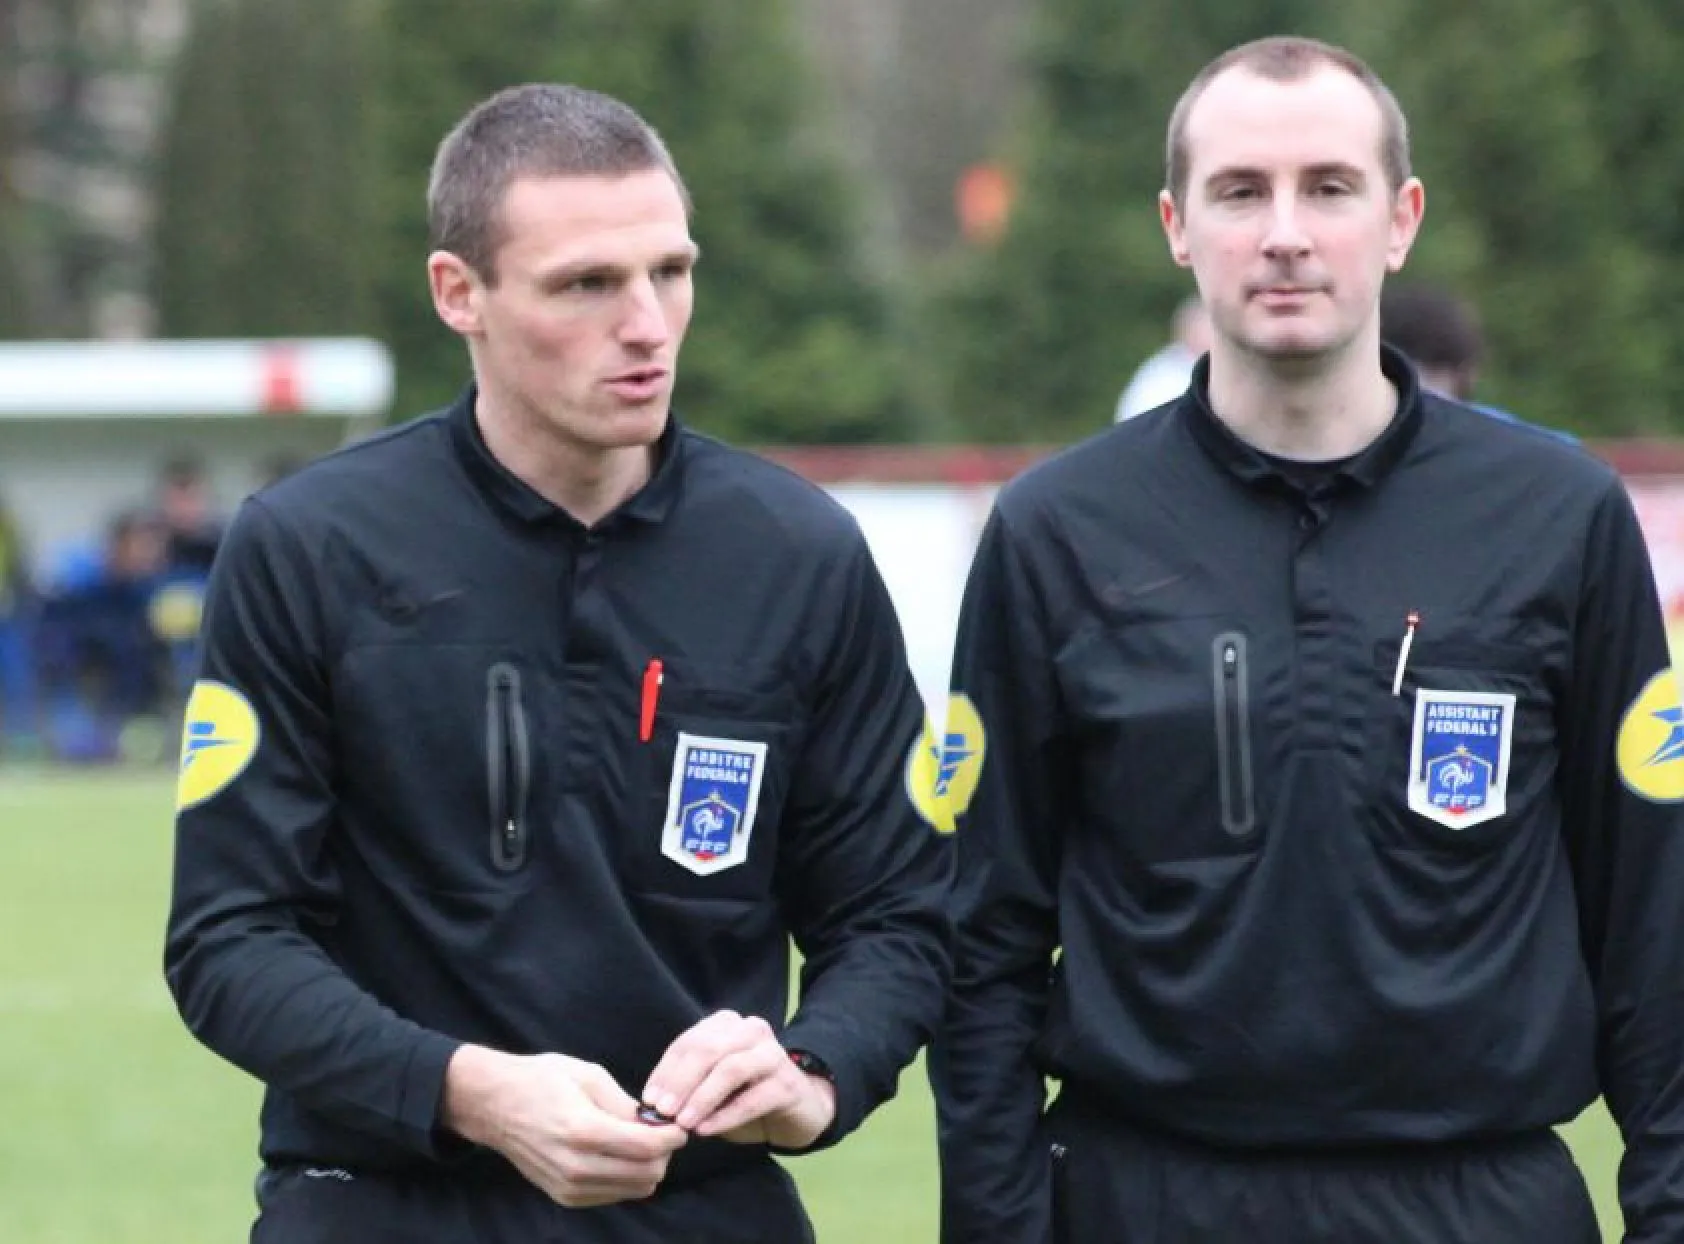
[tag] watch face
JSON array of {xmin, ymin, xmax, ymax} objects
[{"xmin": 789, "ymin": 1048, "xmax": 833, "ymax": 1080}]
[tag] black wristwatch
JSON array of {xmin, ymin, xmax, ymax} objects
[{"xmin": 786, "ymin": 1047, "xmax": 834, "ymax": 1082}]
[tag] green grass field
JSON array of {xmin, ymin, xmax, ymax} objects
[{"xmin": 0, "ymin": 769, "xmax": 1625, "ymax": 1242}]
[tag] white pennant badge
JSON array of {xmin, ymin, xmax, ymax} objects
[
  {"xmin": 661, "ymin": 732, "xmax": 768, "ymax": 875},
  {"xmin": 1406, "ymin": 689, "xmax": 1516, "ymax": 829}
]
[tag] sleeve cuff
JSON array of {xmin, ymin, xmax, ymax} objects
[
  {"xmin": 772, "ymin": 1025, "xmax": 873, "ymax": 1154},
  {"xmin": 398, "ymin": 1031, "xmax": 468, "ymax": 1159}
]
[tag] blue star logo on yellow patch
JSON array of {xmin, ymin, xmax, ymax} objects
[
  {"xmin": 1642, "ymin": 705, "xmax": 1684, "ymax": 767},
  {"xmin": 176, "ymin": 680, "xmax": 260, "ymax": 811},
  {"xmin": 1617, "ymin": 669, "xmax": 1684, "ymax": 803},
  {"xmin": 905, "ymin": 693, "xmax": 987, "ymax": 833}
]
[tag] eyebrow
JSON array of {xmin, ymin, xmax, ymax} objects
[
  {"xmin": 536, "ymin": 245, "xmax": 701, "ymax": 288},
  {"xmin": 1205, "ymin": 161, "xmax": 1368, "ymax": 185},
  {"xmin": 1301, "ymin": 162, "xmax": 1367, "ymax": 181}
]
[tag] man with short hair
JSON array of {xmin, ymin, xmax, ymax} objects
[
  {"xmin": 165, "ymin": 83, "xmax": 952, "ymax": 1243},
  {"xmin": 1381, "ymin": 281, "xmax": 1578, "ymax": 443},
  {"xmin": 153, "ymin": 452, "xmax": 224, "ymax": 576},
  {"xmin": 1379, "ymin": 282, "xmax": 1485, "ymax": 400},
  {"xmin": 933, "ymin": 34, "xmax": 1684, "ymax": 1244}
]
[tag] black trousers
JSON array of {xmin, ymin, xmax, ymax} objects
[
  {"xmin": 1045, "ymin": 1097, "xmax": 1602, "ymax": 1244},
  {"xmin": 251, "ymin": 1157, "xmax": 817, "ymax": 1244}
]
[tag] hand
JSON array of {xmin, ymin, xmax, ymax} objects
[
  {"xmin": 641, "ymin": 1011, "xmax": 838, "ymax": 1150},
  {"xmin": 441, "ymin": 1045, "xmax": 687, "ymax": 1208}
]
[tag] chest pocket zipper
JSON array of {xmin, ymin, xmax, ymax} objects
[
  {"xmin": 1213, "ymin": 633, "xmax": 1256, "ymax": 837},
  {"xmin": 486, "ymin": 663, "xmax": 531, "ymax": 872}
]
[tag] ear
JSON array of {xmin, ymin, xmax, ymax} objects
[
  {"xmin": 428, "ymin": 251, "xmax": 484, "ymax": 337},
  {"xmin": 1159, "ymin": 190, "xmax": 1192, "ymax": 269},
  {"xmin": 1385, "ymin": 177, "xmax": 1426, "ymax": 273}
]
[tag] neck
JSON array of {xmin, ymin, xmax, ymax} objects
[
  {"xmin": 475, "ymin": 392, "xmax": 655, "ymax": 528},
  {"xmin": 1206, "ymin": 334, "xmax": 1397, "ymax": 461}
]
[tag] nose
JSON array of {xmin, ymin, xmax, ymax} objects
[
  {"xmin": 618, "ymin": 276, "xmax": 670, "ymax": 350},
  {"xmin": 1261, "ymin": 197, "xmax": 1312, "ymax": 261}
]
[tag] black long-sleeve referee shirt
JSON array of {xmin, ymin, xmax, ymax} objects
[
  {"xmin": 164, "ymin": 387, "xmax": 952, "ymax": 1189},
  {"xmin": 933, "ymin": 347, "xmax": 1684, "ymax": 1243}
]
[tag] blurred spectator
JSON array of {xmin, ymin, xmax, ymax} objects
[
  {"xmin": 155, "ymin": 453, "xmax": 226, "ymax": 575},
  {"xmin": 149, "ymin": 454, "xmax": 227, "ymax": 708},
  {"xmin": 1378, "ymin": 283, "xmax": 1486, "ymax": 400},
  {"xmin": 0, "ymin": 496, "xmax": 40, "ymax": 751},
  {"xmin": 35, "ymin": 509, "xmax": 171, "ymax": 762},
  {"xmin": 1115, "ymin": 294, "xmax": 1212, "ymax": 421},
  {"xmin": 1380, "ymin": 283, "xmax": 1577, "ymax": 444}
]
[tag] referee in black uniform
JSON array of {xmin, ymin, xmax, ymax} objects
[
  {"xmin": 164, "ymin": 83, "xmax": 951, "ymax": 1244},
  {"xmin": 932, "ymin": 35, "xmax": 1684, "ymax": 1244}
]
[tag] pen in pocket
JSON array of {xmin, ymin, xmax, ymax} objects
[
  {"xmin": 1391, "ymin": 610, "xmax": 1421, "ymax": 697},
  {"xmin": 639, "ymin": 658, "xmax": 664, "ymax": 742}
]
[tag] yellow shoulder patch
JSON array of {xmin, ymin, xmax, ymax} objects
[
  {"xmin": 176, "ymin": 680, "xmax": 261, "ymax": 811},
  {"xmin": 905, "ymin": 693, "xmax": 987, "ymax": 833},
  {"xmin": 1617, "ymin": 668, "xmax": 1684, "ymax": 803}
]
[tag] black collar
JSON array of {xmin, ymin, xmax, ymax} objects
[
  {"xmin": 447, "ymin": 384, "xmax": 685, "ymax": 530},
  {"xmin": 1180, "ymin": 343, "xmax": 1423, "ymax": 494}
]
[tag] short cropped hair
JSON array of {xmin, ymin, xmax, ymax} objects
[
  {"xmin": 427, "ymin": 83, "xmax": 688, "ymax": 283},
  {"xmin": 1165, "ymin": 37, "xmax": 1411, "ymax": 209}
]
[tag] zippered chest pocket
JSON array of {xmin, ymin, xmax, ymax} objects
[
  {"xmin": 334, "ymin": 645, "xmax": 551, "ymax": 891},
  {"xmin": 1213, "ymin": 633, "xmax": 1257, "ymax": 838},
  {"xmin": 1057, "ymin": 619, "xmax": 1261, "ymax": 867},
  {"xmin": 485, "ymin": 662, "xmax": 531, "ymax": 872}
]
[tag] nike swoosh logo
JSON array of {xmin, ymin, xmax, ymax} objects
[
  {"xmin": 377, "ymin": 587, "xmax": 465, "ymax": 621},
  {"xmin": 1113, "ymin": 573, "xmax": 1188, "ymax": 601}
]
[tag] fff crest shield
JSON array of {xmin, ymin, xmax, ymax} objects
[
  {"xmin": 661, "ymin": 732, "xmax": 768, "ymax": 875},
  {"xmin": 1406, "ymin": 689, "xmax": 1516, "ymax": 829}
]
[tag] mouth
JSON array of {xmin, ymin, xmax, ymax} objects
[
  {"xmin": 605, "ymin": 368, "xmax": 669, "ymax": 401},
  {"xmin": 1249, "ymin": 286, "xmax": 1324, "ymax": 313}
]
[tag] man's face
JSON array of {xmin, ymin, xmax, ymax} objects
[
  {"xmin": 161, "ymin": 479, "xmax": 210, "ymax": 530},
  {"xmin": 430, "ymin": 169, "xmax": 697, "ymax": 454},
  {"xmin": 112, "ymin": 522, "xmax": 165, "ymax": 580},
  {"xmin": 1160, "ymin": 66, "xmax": 1423, "ymax": 366}
]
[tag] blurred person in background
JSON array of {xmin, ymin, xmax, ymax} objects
[
  {"xmin": 934, "ymin": 33, "xmax": 1684, "ymax": 1244},
  {"xmin": 145, "ymin": 454, "xmax": 226, "ymax": 715},
  {"xmin": 35, "ymin": 508, "xmax": 169, "ymax": 762},
  {"xmin": 1381, "ymin": 281, "xmax": 1578, "ymax": 444},
  {"xmin": 1114, "ymin": 293, "xmax": 1212, "ymax": 421},
  {"xmin": 153, "ymin": 452, "xmax": 225, "ymax": 576},
  {"xmin": 0, "ymin": 494, "xmax": 40, "ymax": 753},
  {"xmin": 164, "ymin": 82, "xmax": 951, "ymax": 1244}
]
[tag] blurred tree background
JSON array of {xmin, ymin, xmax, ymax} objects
[
  {"xmin": 0, "ymin": 0, "xmax": 176, "ymax": 338},
  {"xmin": 939, "ymin": 0, "xmax": 1684, "ymax": 440},
  {"xmin": 934, "ymin": 0, "xmax": 1328, "ymax": 442},
  {"xmin": 152, "ymin": 0, "xmax": 378, "ymax": 338},
  {"xmin": 1, "ymin": 0, "xmax": 1680, "ymax": 442},
  {"xmin": 371, "ymin": 0, "xmax": 908, "ymax": 443}
]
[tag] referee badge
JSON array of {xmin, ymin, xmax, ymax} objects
[
  {"xmin": 176, "ymin": 679, "xmax": 261, "ymax": 811},
  {"xmin": 1616, "ymin": 668, "xmax": 1684, "ymax": 803},
  {"xmin": 661, "ymin": 732, "xmax": 768, "ymax": 875},
  {"xmin": 1406, "ymin": 689, "xmax": 1516, "ymax": 829},
  {"xmin": 905, "ymin": 693, "xmax": 987, "ymax": 834}
]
